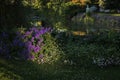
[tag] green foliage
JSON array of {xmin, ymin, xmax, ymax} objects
[
  {"xmin": 32, "ymin": 1, "xmax": 85, "ymax": 29},
  {"xmin": 39, "ymin": 33, "xmax": 63, "ymax": 64},
  {"xmin": 99, "ymin": 0, "xmax": 120, "ymax": 9},
  {"xmin": 55, "ymin": 30, "xmax": 120, "ymax": 67}
]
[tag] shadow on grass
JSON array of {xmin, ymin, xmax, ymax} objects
[
  {"xmin": 0, "ymin": 57, "xmax": 60, "ymax": 80},
  {"xmin": 1, "ymin": 55, "xmax": 120, "ymax": 80}
]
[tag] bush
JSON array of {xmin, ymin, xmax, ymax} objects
[
  {"xmin": 0, "ymin": 26, "xmax": 63, "ymax": 64},
  {"xmin": 39, "ymin": 33, "xmax": 63, "ymax": 64}
]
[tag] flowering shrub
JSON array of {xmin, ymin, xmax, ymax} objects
[
  {"xmin": 15, "ymin": 27, "xmax": 51, "ymax": 60},
  {"xmin": 0, "ymin": 27, "xmax": 52, "ymax": 62}
]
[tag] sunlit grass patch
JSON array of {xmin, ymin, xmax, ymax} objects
[
  {"xmin": 72, "ymin": 31, "xmax": 86, "ymax": 36},
  {"xmin": 110, "ymin": 14, "xmax": 120, "ymax": 16}
]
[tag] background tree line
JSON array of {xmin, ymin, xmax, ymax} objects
[{"xmin": 0, "ymin": 0, "xmax": 120, "ymax": 31}]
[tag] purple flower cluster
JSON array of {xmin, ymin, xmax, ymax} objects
[
  {"xmin": 25, "ymin": 27, "xmax": 51, "ymax": 54},
  {"xmin": 0, "ymin": 27, "xmax": 51, "ymax": 60},
  {"xmin": 15, "ymin": 27, "xmax": 51, "ymax": 60}
]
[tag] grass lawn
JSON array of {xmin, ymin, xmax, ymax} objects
[
  {"xmin": 1, "ymin": 57, "xmax": 120, "ymax": 80},
  {"xmin": 109, "ymin": 13, "xmax": 120, "ymax": 16}
]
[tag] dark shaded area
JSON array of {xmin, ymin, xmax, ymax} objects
[
  {"xmin": 0, "ymin": 0, "xmax": 33, "ymax": 31},
  {"xmin": 1, "ymin": 56, "xmax": 120, "ymax": 80},
  {"xmin": 0, "ymin": 57, "xmax": 47, "ymax": 80}
]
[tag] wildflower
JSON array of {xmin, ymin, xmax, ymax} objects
[
  {"xmin": 25, "ymin": 31, "xmax": 32, "ymax": 36},
  {"xmin": 38, "ymin": 39, "xmax": 43, "ymax": 45},
  {"xmin": 31, "ymin": 37, "xmax": 34, "ymax": 42},
  {"xmin": 29, "ymin": 55, "xmax": 35, "ymax": 60},
  {"xmin": 39, "ymin": 54, "xmax": 44, "ymax": 59},
  {"xmin": 34, "ymin": 46, "xmax": 41, "ymax": 53}
]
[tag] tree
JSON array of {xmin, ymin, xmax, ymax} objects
[
  {"xmin": 0, "ymin": 0, "xmax": 28, "ymax": 29},
  {"xmin": 99, "ymin": 0, "xmax": 120, "ymax": 9}
]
